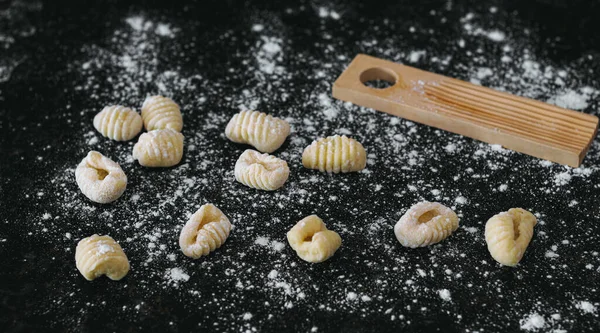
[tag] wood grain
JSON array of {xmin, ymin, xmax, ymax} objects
[{"xmin": 332, "ymin": 54, "xmax": 598, "ymax": 167}]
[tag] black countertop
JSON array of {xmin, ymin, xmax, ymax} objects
[{"xmin": 1, "ymin": 0, "xmax": 600, "ymax": 332}]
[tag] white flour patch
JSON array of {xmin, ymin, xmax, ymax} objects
[
  {"xmin": 520, "ymin": 313, "xmax": 546, "ymax": 331},
  {"xmin": 438, "ymin": 289, "xmax": 451, "ymax": 301},
  {"xmin": 575, "ymin": 301, "xmax": 597, "ymax": 314},
  {"xmin": 548, "ymin": 89, "xmax": 593, "ymax": 110},
  {"xmin": 167, "ymin": 267, "xmax": 190, "ymax": 285}
]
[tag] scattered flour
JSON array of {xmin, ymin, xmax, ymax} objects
[
  {"xmin": 520, "ymin": 313, "xmax": 546, "ymax": 331},
  {"xmin": 575, "ymin": 301, "xmax": 597, "ymax": 314},
  {"xmin": 438, "ymin": 289, "xmax": 451, "ymax": 301}
]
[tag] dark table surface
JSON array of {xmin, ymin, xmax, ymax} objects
[{"xmin": 1, "ymin": 0, "xmax": 600, "ymax": 332}]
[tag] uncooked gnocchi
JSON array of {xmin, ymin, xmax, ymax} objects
[
  {"xmin": 485, "ymin": 208, "xmax": 537, "ymax": 266},
  {"xmin": 225, "ymin": 110, "xmax": 290, "ymax": 153},
  {"xmin": 302, "ymin": 135, "xmax": 366, "ymax": 173},
  {"xmin": 132, "ymin": 129, "xmax": 184, "ymax": 167},
  {"xmin": 93, "ymin": 105, "xmax": 143, "ymax": 141},
  {"xmin": 75, "ymin": 234, "xmax": 130, "ymax": 281},
  {"xmin": 75, "ymin": 151, "xmax": 127, "ymax": 204},
  {"xmin": 235, "ymin": 149, "xmax": 289, "ymax": 191},
  {"xmin": 179, "ymin": 204, "xmax": 232, "ymax": 259},
  {"xmin": 141, "ymin": 95, "xmax": 183, "ymax": 132},
  {"xmin": 287, "ymin": 215, "xmax": 341, "ymax": 263},
  {"xmin": 394, "ymin": 201, "xmax": 459, "ymax": 248}
]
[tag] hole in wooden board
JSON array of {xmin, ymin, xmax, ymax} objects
[{"xmin": 360, "ymin": 67, "xmax": 399, "ymax": 89}]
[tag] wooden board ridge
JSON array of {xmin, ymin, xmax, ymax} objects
[{"xmin": 332, "ymin": 54, "xmax": 599, "ymax": 167}]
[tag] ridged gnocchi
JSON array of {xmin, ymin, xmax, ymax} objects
[
  {"xmin": 302, "ymin": 135, "xmax": 366, "ymax": 173},
  {"xmin": 225, "ymin": 110, "xmax": 290, "ymax": 153},
  {"xmin": 394, "ymin": 201, "xmax": 459, "ymax": 248},
  {"xmin": 234, "ymin": 149, "xmax": 289, "ymax": 191},
  {"xmin": 93, "ymin": 105, "xmax": 143, "ymax": 141},
  {"xmin": 141, "ymin": 95, "xmax": 183, "ymax": 132},
  {"xmin": 75, "ymin": 151, "xmax": 127, "ymax": 204},
  {"xmin": 287, "ymin": 215, "xmax": 341, "ymax": 263},
  {"xmin": 75, "ymin": 234, "xmax": 130, "ymax": 281},
  {"xmin": 179, "ymin": 204, "xmax": 232, "ymax": 259},
  {"xmin": 485, "ymin": 208, "xmax": 537, "ymax": 266},
  {"xmin": 132, "ymin": 129, "xmax": 184, "ymax": 167}
]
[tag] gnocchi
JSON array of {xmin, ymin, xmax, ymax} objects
[
  {"xmin": 287, "ymin": 215, "xmax": 341, "ymax": 263},
  {"xmin": 141, "ymin": 95, "xmax": 183, "ymax": 132},
  {"xmin": 93, "ymin": 105, "xmax": 143, "ymax": 141},
  {"xmin": 132, "ymin": 129, "xmax": 184, "ymax": 167},
  {"xmin": 75, "ymin": 151, "xmax": 127, "ymax": 204},
  {"xmin": 302, "ymin": 135, "xmax": 366, "ymax": 173},
  {"xmin": 225, "ymin": 110, "xmax": 290, "ymax": 153},
  {"xmin": 485, "ymin": 208, "xmax": 537, "ymax": 266},
  {"xmin": 179, "ymin": 204, "xmax": 232, "ymax": 259},
  {"xmin": 75, "ymin": 234, "xmax": 130, "ymax": 281},
  {"xmin": 235, "ymin": 149, "xmax": 289, "ymax": 191},
  {"xmin": 394, "ymin": 201, "xmax": 459, "ymax": 248}
]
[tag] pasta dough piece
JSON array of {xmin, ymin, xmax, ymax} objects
[
  {"xmin": 302, "ymin": 135, "xmax": 366, "ymax": 173},
  {"xmin": 234, "ymin": 149, "xmax": 289, "ymax": 191},
  {"xmin": 93, "ymin": 105, "xmax": 143, "ymax": 141},
  {"xmin": 75, "ymin": 234, "xmax": 130, "ymax": 281},
  {"xmin": 75, "ymin": 151, "xmax": 127, "ymax": 204},
  {"xmin": 141, "ymin": 95, "xmax": 183, "ymax": 131},
  {"xmin": 132, "ymin": 129, "xmax": 184, "ymax": 167},
  {"xmin": 225, "ymin": 110, "xmax": 290, "ymax": 153},
  {"xmin": 179, "ymin": 204, "xmax": 232, "ymax": 259},
  {"xmin": 485, "ymin": 208, "xmax": 537, "ymax": 266},
  {"xmin": 287, "ymin": 215, "xmax": 341, "ymax": 263},
  {"xmin": 394, "ymin": 201, "xmax": 459, "ymax": 248}
]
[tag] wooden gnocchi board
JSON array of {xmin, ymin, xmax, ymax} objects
[{"xmin": 332, "ymin": 54, "xmax": 599, "ymax": 167}]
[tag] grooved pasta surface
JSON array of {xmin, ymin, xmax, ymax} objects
[
  {"xmin": 485, "ymin": 208, "xmax": 537, "ymax": 266},
  {"xmin": 287, "ymin": 215, "xmax": 341, "ymax": 263},
  {"xmin": 302, "ymin": 135, "xmax": 367, "ymax": 173},
  {"xmin": 179, "ymin": 204, "xmax": 232, "ymax": 259},
  {"xmin": 394, "ymin": 202, "xmax": 459, "ymax": 248},
  {"xmin": 141, "ymin": 95, "xmax": 183, "ymax": 132},
  {"xmin": 225, "ymin": 110, "xmax": 290, "ymax": 153},
  {"xmin": 93, "ymin": 105, "xmax": 143, "ymax": 141},
  {"xmin": 75, "ymin": 234, "xmax": 130, "ymax": 281},
  {"xmin": 132, "ymin": 129, "xmax": 184, "ymax": 167},
  {"xmin": 75, "ymin": 151, "xmax": 127, "ymax": 204},
  {"xmin": 234, "ymin": 149, "xmax": 289, "ymax": 191}
]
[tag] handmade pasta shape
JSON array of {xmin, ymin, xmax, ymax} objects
[
  {"xmin": 225, "ymin": 110, "xmax": 290, "ymax": 153},
  {"xmin": 485, "ymin": 208, "xmax": 537, "ymax": 266},
  {"xmin": 75, "ymin": 151, "xmax": 127, "ymax": 204},
  {"xmin": 287, "ymin": 215, "xmax": 341, "ymax": 263},
  {"xmin": 132, "ymin": 129, "xmax": 184, "ymax": 167},
  {"xmin": 75, "ymin": 234, "xmax": 130, "ymax": 281},
  {"xmin": 302, "ymin": 135, "xmax": 367, "ymax": 173},
  {"xmin": 93, "ymin": 105, "xmax": 143, "ymax": 141},
  {"xmin": 394, "ymin": 202, "xmax": 459, "ymax": 248},
  {"xmin": 179, "ymin": 204, "xmax": 232, "ymax": 259},
  {"xmin": 234, "ymin": 149, "xmax": 289, "ymax": 191},
  {"xmin": 141, "ymin": 95, "xmax": 183, "ymax": 131}
]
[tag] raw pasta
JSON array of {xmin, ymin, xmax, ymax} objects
[
  {"xmin": 179, "ymin": 204, "xmax": 232, "ymax": 259},
  {"xmin": 485, "ymin": 208, "xmax": 537, "ymax": 266},
  {"xmin": 234, "ymin": 149, "xmax": 289, "ymax": 191},
  {"xmin": 75, "ymin": 234, "xmax": 130, "ymax": 281},
  {"xmin": 93, "ymin": 105, "xmax": 143, "ymax": 141},
  {"xmin": 394, "ymin": 201, "xmax": 459, "ymax": 248},
  {"xmin": 132, "ymin": 129, "xmax": 184, "ymax": 167},
  {"xmin": 302, "ymin": 135, "xmax": 366, "ymax": 173},
  {"xmin": 225, "ymin": 110, "xmax": 290, "ymax": 153},
  {"xmin": 287, "ymin": 215, "xmax": 341, "ymax": 263},
  {"xmin": 75, "ymin": 151, "xmax": 127, "ymax": 204},
  {"xmin": 141, "ymin": 95, "xmax": 183, "ymax": 132}
]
